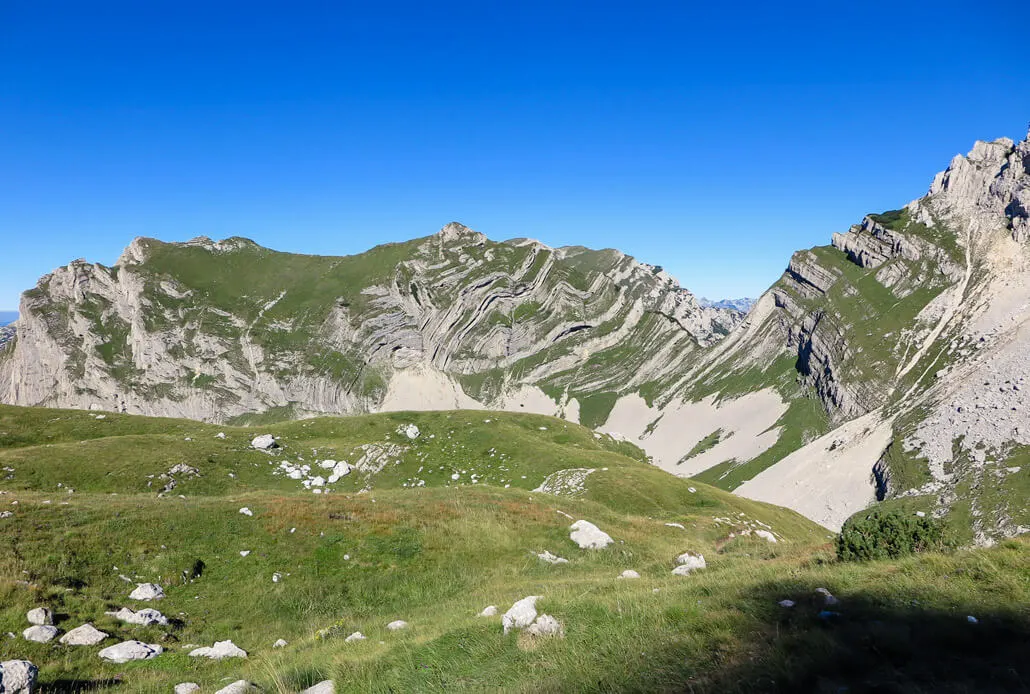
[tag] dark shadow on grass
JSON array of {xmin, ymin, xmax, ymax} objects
[{"xmin": 611, "ymin": 578, "xmax": 1030, "ymax": 694}]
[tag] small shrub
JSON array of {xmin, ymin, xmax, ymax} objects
[{"xmin": 837, "ymin": 509, "xmax": 950, "ymax": 561}]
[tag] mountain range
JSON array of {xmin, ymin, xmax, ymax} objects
[{"xmin": 1, "ymin": 131, "xmax": 1029, "ymax": 544}]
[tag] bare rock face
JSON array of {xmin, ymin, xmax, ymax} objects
[{"xmin": 0, "ymin": 226, "xmax": 743, "ymax": 424}]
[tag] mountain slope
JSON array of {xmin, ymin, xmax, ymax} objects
[{"xmin": 0, "ymin": 225, "xmax": 740, "ymax": 427}]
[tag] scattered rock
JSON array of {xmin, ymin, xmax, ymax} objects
[
  {"xmin": 26, "ymin": 607, "xmax": 52, "ymax": 626},
  {"xmin": 397, "ymin": 424, "xmax": 420, "ymax": 440},
  {"xmin": 687, "ymin": 487, "xmax": 697, "ymax": 493},
  {"xmin": 175, "ymin": 684, "xmax": 201, "ymax": 694},
  {"xmin": 129, "ymin": 583, "xmax": 165, "ymax": 601},
  {"xmin": 214, "ymin": 681, "xmax": 259, "ymax": 694},
  {"xmin": 98, "ymin": 640, "xmax": 163, "ymax": 663},
  {"xmin": 344, "ymin": 631, "xmax": 366, "ymax": 642},
  {"xmin": 778, "ymin": 599, "xmax": 796, "ymax": 608},
  {"xmin": 537, "ymin": 550, "xmax": 569, "ymax": 565},
  {"xmin": 502, "ymin": 596, "xmax": 541, "ymax": 634},
  {"xmin": 104, "ymin": 607, "xmax": 169, "ymax": 626},
  {"xmin": 815, "ymin": 587, "xmax": 840, "ymax": 606},
  {"xmin": 301, "ymin": 681, "xmax": 336, "ymax": 694},
  {"xmin": 59, "ymin": 624, "xmax": 109, "ymax": 646},
  {"xmin": 240, "ymin": 550, "xmax": 251, "ymax": 557},
  {"xmin": 0, "ymin": 659, "xmax": 38, "ymax": 694},
  {"xmin": 273, "ymin": 638, "xmax": 288, "ymax": 648},
  {"xmin": 967, "ymin": 615, "xmax": 979, "ymax": 624},
  {"xmin": 618, "ymin": 570, "xmax": 640, "ymax": 579},
  {"xmin": 0, "ymin": 511, "xmax": 12, "ymax": 519},
  {"xmin": 569, "ymin": 520, "xmax": 613, "ymax": 549},
  {"xmin": 272, "ymin": 572, "xmax": 282, "ymax": 583},
  {"xmin": 386, "ymin": 620, "xmax": 408, "ymax": 631},
  {"xmin": 672, "ymin": 552, "xmax": 706, "ymax": 575},
  {"xmin": 251, "ymin": 434, "xmax": 277, "ymax": 450},
  {"xmin": 479, "ymin": 605, "xmax": 498, "ymax": 617},
  {"xmin": 664, "ymin": 522, "xmax": 685, "ymax": 529},
  {"xmin": 22, "ymin": 626, "xmax": 58, "ymax": 643},
  {"xmin": 188, "ymin": 640, "xmax": 248, "ymax": 659},
  {"xmin": 754, "ymin": 529, "xmax": 777, "ymax": 543},
  {"xmin": 215, "ymin": 432, "xmax": 226, "ymax": 439},
  {"xmin": 239, "ymin": 507, "xmax": 254, "ymax": 516},
  {"xmin": 525, "ymin": 614, "xmax": 564, "ymax": 638}
]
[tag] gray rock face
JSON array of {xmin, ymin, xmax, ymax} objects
[
  {"xmin": 25, "ymin": 608, "xmax": 52, "ymax": 626},
  {"xmin": 104, "ymin": 607, "xmax": 169, "ymax": 626},
  {"xmin": 0, "ymin": 660, "xmax": 38, "ymax": 694},
  {"xmin": 22, "ymin": 626, "xmax": 58, "ymax": 643},
  {"xmin": 97, "ymin": 640, "xmax": 162, "ymax": 663},
  {"xmin": 0, "ymin": 225, "xmax": 743, "ymax": 424},
  {"xmin": 59, "ymin": 624, "xmax": 109, "ymax": 646}
]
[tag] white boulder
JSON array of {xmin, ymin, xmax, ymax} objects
[
  {"xmin": 26, "ymin": 607, "xmax": 52, "ymax": 626},
  {"xmin": 398, "ymin": 424, "xmax": 420, "ymax": 439},
  {"xmin": 344, "ymin": 631, "xmax": 366, "ymax": 642},
  {"xmin": 59, "ymin": 624, "xmax": 109, "ymax": 646},
  {"xmin": 537, "ymin": 550, "xmax": 569, "ymax": 565},
  {"xmin": 569, "ymin": 520, "xmax": 613, "ymax": 549},
  {"xmin": 175, "ymin": 684, "xmax": 201, "ymax": 694},
  {"xmin": 386, "ymin": 620, "xmax": 408, "ymax": 631},
  {"xmin": 502, "ymin": 596, "xmax": 540, "ymax": 634},
  {"xmin": 479, "ymin": 605, "xmax": 498, "ymax": 617},
  {"xmin": 618, "ymin": 570, "xmax": 640, "ymax": 579},
  {"xmin": 215, "ymin": 681, "xmax": 259, "ymax": 694},
  {"xmin": 98, "ymin": 640, "xmax": 163, "ymax": 663},
  {"xmin": 0, "ymin": 660, "xmax": 38, "ymax": 694},
  {"xmin": 273, "ymin": 638, "xmax": 288, "ymax": 648},
  {"xmin": 22, "ymin": 626, "xmax": 58, "ymax": 643},
  {"xmin": 301, "ymin": 681, "xmax": 336, "ymax": 694},
  {"xmin": 239, "ymin": 507, "xmax": 254, "ymax": 516},
  {"xmin": 129, "ymin": 582, "xmax": 165, "ymax": 601},
  {"xmin": 754, "ymin": 529, "xmax": 777, "ymax": 543},
  {"xmin": 104, "ymin": 607, "xmax": 169, "ymax": 626},
  {"xmin": 188, "ymin": 640, "xmax": 248, "ymax": 659},
  {"xmin": 525, "ymin": 614, "xmax": 564, "ymax": 638},
  {"xmin": 251, "ymin": 434, "xmax": 276, "ymax": 450},
  {"xmin": 672, "ymin": 552, "xmax": 706, "ymax": 575}
]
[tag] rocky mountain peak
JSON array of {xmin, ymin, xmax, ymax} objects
[{"xmin": 437, "ymin": 221, "xmax": 487, "ymax": 245}]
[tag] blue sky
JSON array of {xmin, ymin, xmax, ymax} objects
[{"xmin": 2, "ymin": 1, "xmax": 1028, "ymax": 310}]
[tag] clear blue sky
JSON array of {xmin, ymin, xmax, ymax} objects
[{"xmin": 2, "ymin": 1, "xmax": 1028, "ymax": 310}]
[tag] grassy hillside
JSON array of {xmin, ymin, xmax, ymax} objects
[{"xmin": 0, "ymin": 405, "xmax": 1026, "ymax": 692}]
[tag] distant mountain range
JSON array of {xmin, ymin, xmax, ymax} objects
[
  {"xmin": 698, "ymin": 297, "xmax": 756, "ymax": 313},
  {"xmin": 0, "ymin": 311, "xmax": 18, "ymax": 326}
]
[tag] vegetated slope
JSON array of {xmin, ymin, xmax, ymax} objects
[
  {"xmin": 1, "ymin": 404, "xmax": 1027, "ymax": 693},
  {"xmin": 0, "ymin": 225, "xmax": 740, "ymax": 426},
  {"xmin": 600, "ymin": 132, "xmax": 1030, "ymax": 543}
]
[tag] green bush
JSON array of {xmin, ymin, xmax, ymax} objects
[{"xmin": 837, "ymin": 508, "xmax": 950, "ymax": 561}]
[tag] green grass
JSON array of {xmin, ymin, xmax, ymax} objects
[
  {"xmin": 0, "ymin": 404, "xmax": 1026, "ymax": 692},
  {"xmin": 679, "ymin": 429, "xmax": 723, "ymax": 462}
]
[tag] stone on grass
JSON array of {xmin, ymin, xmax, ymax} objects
[
  {"xmin": 251, "ymin": 434, "xmax": 277, "ymax": 450},
  {"xmin": 967, "ymin": 615, "xmax": 979, "ymax": 624},
  {"xmin": 397, "ymin": 424, "xmax": 420, "ymax": 440},
  {"xmin": 479, "ymin": 605, "xmax": 498, "ymax": 617},
  {"xmin": 104, "ymin": 607, "xmax": 168, "ymax": 626},
  {"xmin": 537, "ymin": 550, "xmax": 569, "ymax": 565},
  {"xmin": 618, "ymin": 569, "xmax": 640, "ymax": 579},
  {"xmin": 175, "ymin": 684, "xmax": 201, "ymax": 694},
  {"xmin": 273, "ymin": 638, "xmax": 288, "ymax": 648},
  {"xmin": 188, "ymin": 640, "xmax": 248, "ymax": 659},
  {"xmin": 98, "ymin": 640, "xmax": 163, "ymax": 663},
  {"xmin": 59, "ymin": 623, "xmax": 109, "ymax": 646},
  {"xmin": 502, "ymin": 596, "xmax": 540, "ymax": 634},
  {"xmin": 525, "ymin": 614, "xmax": 564, "ymax": 638},
  {"xmin": 129, "ymin": 582, "xmax": 165, "ymax": 601},
  {"xmin": 0, "ymin": 659, "xmax": 38, "ymax": 694},
  {"xmin": 815, "ymin": 588, "xmax": 839, "ymax": 606},
  {"xmin": 26, "ymin": 607, "xmax": 52, "ymax": 626},
  {"xmin": 754, "ymin": 530, "xmax": 777, "ymax": 543},
  {"xmin": 569, "ymin": 520, "xmax": 613, "ymax": 549},
  {"xmin": 22, "ymin": 626, "xmax": 58, "ymax": 643},
  {"xmin": 344, "ymin": 632, "xmax": 366, "ymax": 642},
  {"xmin": 301, "ymin": 681, "xmax": 336, "ymax": 694},
  {"xmin": 239, "ymin": 507, "xmax": 254, "ymax": 516},
  {"xmin": 672, "ymin": 552, "xmax": 706, "ymax": 575},
  {"xmin": 778, "ymin": 599, "xmax": 796, "ymax": 608},
  {"xmin": 214, "ymin": 681, "xmax": 259, "ymax": 694},
  {"xmin": 386, "ymin": 620, "xmax": 408, "ymax": 631}
]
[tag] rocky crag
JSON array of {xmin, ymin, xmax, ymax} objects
[{"xmin": 2, "ymin": 130, "xmax": 1029, "ymax": 543}]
